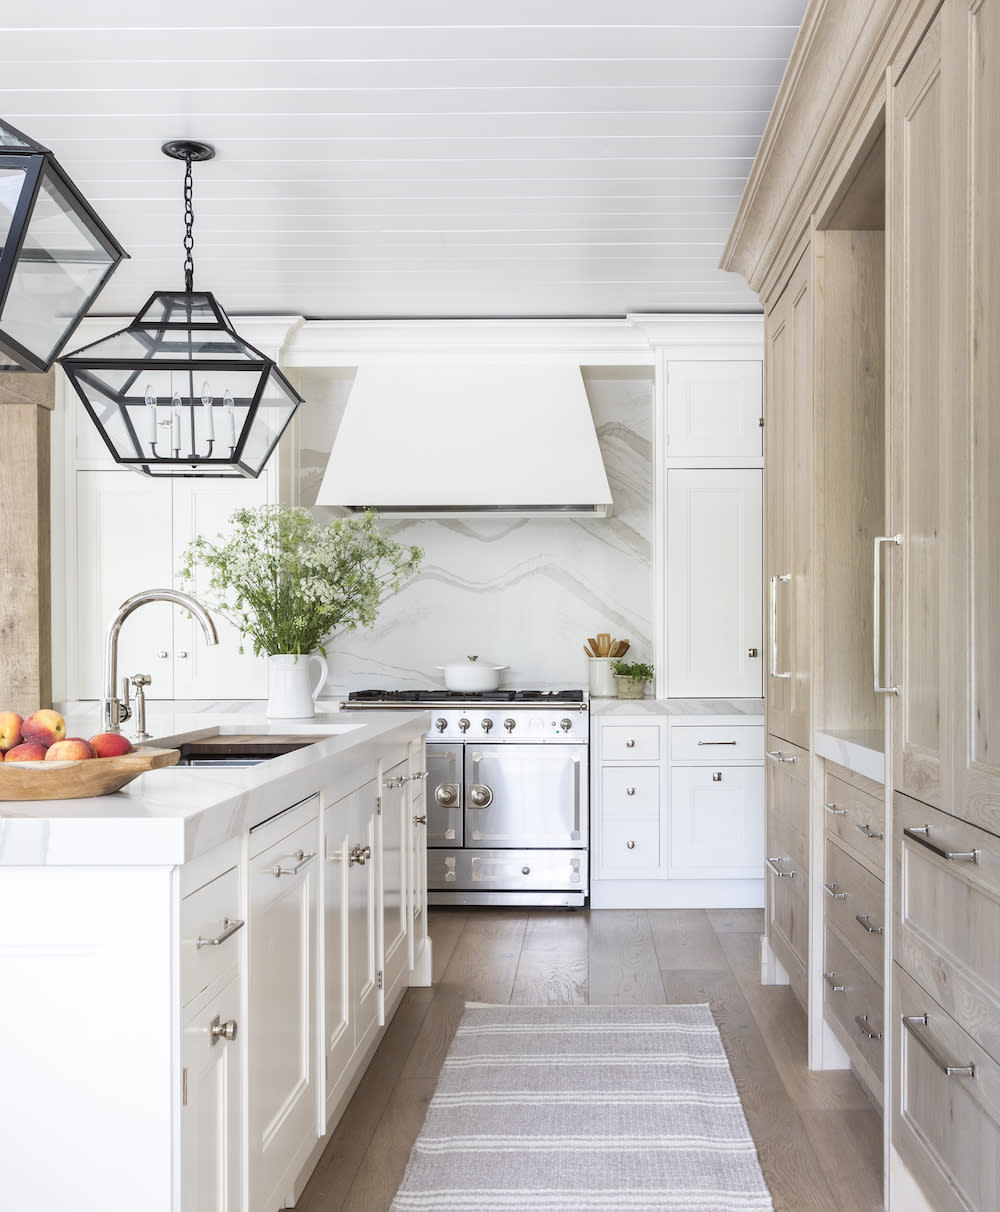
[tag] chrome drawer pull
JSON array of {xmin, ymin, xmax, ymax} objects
[
  {"xmin": 349, "ymin": 843, "xmax": 372, "ymax": 867},
  {"xmin": 824, "ymin": 971, "xmax": 847, "ymax": 993},
  {"xmin": 766, "ymin": 749, "xmax": 796, "ymax": 764},
  {"xmin": 697, "ymin": 739, "xmax": 737, "ymax": 746},
  {"xmin": 765, "ymin": 856, "xmax": 795, "ymax": 878},
  {"xmin": 383, "ymin": 776, "xmax": 407, "ymax": 789},
  {"xmin": 855, "ymin": 822, "xmax": 884, "ymax": 840},
  {"xmin": 855, "ymin": 913, "xmax": 884, "ymax": 935},
  {"xmin": 410, "ymin": 769, "xmax": 428, "ymax": 780},
  {"xmin": 824, "ymin": 882, "xmax": 847, "ymax": 900},
  {"xmin": 195, "ymin": 917, "xmax": 244, "ymax": 949},
  {"xmin": 272, "ymin": 849, "xmax": 317, "ymax": 878},
  {"xmin": 873, "ymin": 535, "xmax": 902, "ymax": 694},
  {"xmin": 769, "ymin": 573, "xmax": 791, "ymax": 679},
  {"xmin": 902, "ymin": 1015, "xmax": 975, "ymax": 1078},
  {"xmin": 854, "ymin": 1014, "xmax": 882, "ymax": 1041},
  {"xmin": 824, "ymin": 801, "xmax": 847, "ymax": 816},
  {"xmin": 903, "ymin": 825, "xmax": 980, "ymax": 864}
]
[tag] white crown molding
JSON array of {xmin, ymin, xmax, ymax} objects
[{"xmin": 625, "ymin": 314, "xmax": 764, "ymax": 360}]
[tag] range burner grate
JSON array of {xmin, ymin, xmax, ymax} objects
[{"xmin": 347, "ymin": 688, "xmax": 585, "ymax": 704}]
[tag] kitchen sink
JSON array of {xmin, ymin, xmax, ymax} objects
[{"xmin": 174, "ymin": 726, "xmax": 361, "ymax": 768}]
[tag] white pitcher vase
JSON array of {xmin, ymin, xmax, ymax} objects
[{"xmin": 266, "ymin": 652, "xmax": 328, "ymax": 719}]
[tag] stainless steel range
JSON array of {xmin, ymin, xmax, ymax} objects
[{"xmin": 343, "ymin": 690, "xmax": 589, "ymax": 907}]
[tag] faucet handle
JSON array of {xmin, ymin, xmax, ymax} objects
[{"xmin": 118, "ymin": 677, "xmax": 132, "ymax": 724}]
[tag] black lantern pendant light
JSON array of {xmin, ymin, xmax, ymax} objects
[
  {"xmin": 0, "ymin": 118, "xmax": 128, "ymax": 373},
  {"xmin": 59, "ymin": 140, "xmax": 302, "ymax": 478}
]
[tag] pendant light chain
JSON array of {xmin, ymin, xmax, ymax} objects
[{"xmin": 182, "ymin": 153, "xmax": 195, "ymax": 293}]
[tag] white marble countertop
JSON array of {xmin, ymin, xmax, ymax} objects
[
  {"xmin": 814, "ymin": 728, "xmax": 885, "ymax": 785},
  {"xmin": 590, "ymin": 697, "xmax": 764, "ymax": 718},
  {"xmin": 0, "ymin": 701, "xmax": 429, "ymax": 868}
]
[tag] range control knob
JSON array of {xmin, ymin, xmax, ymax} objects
[
  {"xmin": 503, "ymin": 718, "xmax": 516, "ymax": 733},
  {"xmin": 559, "ymin": 717, "xmax": 573, "ymax": 733},
  {"xmin": 435, "ymin": 717, "xmax": 448, "ymax": 733},
  {"xmin": 481, "ymin": 718, "xmax": 493, "ymax": 733},
  {"xmin": 458, "ymin": 717, "xmax": 471, "ymax": 733}
]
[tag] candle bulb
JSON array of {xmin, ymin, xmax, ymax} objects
[
  {"xmin": 200, "ymin": 380, "xmax": 215, "ymax": 441},
  {"xmin": 171, "ymin": 391, "xmax": 182, "ymax": 454},
  {"xmin": 145, "ymin": 385, "xmax": 157, "ymax": 445},
  {"xmin": 223, "ymin": 389, "xmax": 236, "ymax": 447}
]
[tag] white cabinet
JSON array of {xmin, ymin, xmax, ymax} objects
[
  {"xmin": 248, "ymin": 796, "xmax": 321, "ymax": 1212},
  {"xmin": 668, "ymin": 764, "xmax": 764, "ymax": 879},
  {"xmin": 408, "ymin": 737, "xmax": 430, "ymax": 983},
  {"xmin": 666, "ymin": 468, "xmax": 763, "ymax": 698},
  {"xmin": 71, "ymin": 469, "xmax": 271, "ymax": 701},
  {"xmin": 380, "ymin": 753, "xmax": 411, "ymax": 1016},
  {"xmin": 665, "ymin": 361, "xmax": 763, "ymax": 460}
]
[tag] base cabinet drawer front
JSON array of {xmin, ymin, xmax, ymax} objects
[
  {"xmin": 824, "ymin": 927, "xmax": 884, "ymax": 1085},
  {"xmin": 767, "ymin": 734, "xmax": 810, "ymax": 838},
  {"xmin": 671, "ymin": 723, "xmax": 765, "ymax": 762},
  {"xmin": 824, "ymin": 769, "xmax": 886, "ymax": 876},
  {"xmin": 765, "ymin": 734, "xmax": 809, "ymax": 783},
  {"xmin": 601, "ymin": 765, "xmax": 660, "ymax": 818},
  {"xmin": 767, "ymin": 818, "xmax": 809, "ymax": 973},
  {"xmin": 895, "ymin": 792, "xmax": 1000, "ymax": 1063},
  {"xmin": 428, "ymin": 848, "xmax": 585, "ymax": 892},
  {"xmin": 824, "ymin": 841, "xmax": 885, "ymax": 981},
  {"xmin": 670, "ymin": 764, "xmax": 764, "ymax": 878},
  {"xmin": 601, "ymin": 724, "xmax": 662, "ymax": 762},
  {"xmin": 893, "ymin": 963, "xmax": 1000, "ymax": 1212},
  {"xmin": 181, "ymin": 865, "xmax": 242, "ymax": 1006},
  {"xmin": 599, "ymin": 816, "xmax": 661, "ymax": 878}
]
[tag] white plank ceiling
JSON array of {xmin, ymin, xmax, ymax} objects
[{"xmin": 2, "ymin": 0, "xmax": 806, "ymax": 320}]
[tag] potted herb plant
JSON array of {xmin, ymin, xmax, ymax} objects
[
  {"xmin": 179, "ymin": 505, "xmax": 422, "ymax": 717},
  {"xmin": 611, "ymin": 659, "xmax": 654, "ymax": 700}
]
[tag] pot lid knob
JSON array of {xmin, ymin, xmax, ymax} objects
[{"xmin": 467, "ymin": 655, "xmax": 478, "ymax": 662}]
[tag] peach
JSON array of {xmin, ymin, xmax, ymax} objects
[
  {"xmin": 89, "ymin": 732, "xmax": 134, "ymax": 758},
  {"xmin": 0, "ymin": 710, "xmax": 23, "ymax": 752},
  {"xmin": 45, "ymin": 738, "xmax": 96, "ymax": 762},
  {"xmin": 21, "ymin": 709, "xmax": 66, "ymax": 748},
  {"xmin": 5, "ymin": 741, "xmax": 48, "ymax": 761}
]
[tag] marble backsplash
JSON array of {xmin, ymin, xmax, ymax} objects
[{"xmin": 290, "ymin": 366, "xmax": 654, "ymax": 695}]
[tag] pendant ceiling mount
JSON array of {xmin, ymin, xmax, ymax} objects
[{"xmin": 59, "ymin": 138, "xmax": 302, "ymax": 479}]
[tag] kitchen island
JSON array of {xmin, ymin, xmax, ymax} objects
[{"xmin": 0, "ymin": 704, "xmax": 431, "ymax": 1212}]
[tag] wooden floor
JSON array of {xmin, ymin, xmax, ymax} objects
[{"xmin": 296, "ymin": 907, "xmax": 884, "ymax": 1212}]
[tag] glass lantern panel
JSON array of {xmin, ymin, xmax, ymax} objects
[
  {"xmin": 0, "ymin": 166, "xmax": 115, "ymax": 365},
  {"xmin": 0, "ymin": 123, "xmax": 35, "ymax": 150},
  {"xmin": 238, "ymin": 371, "xmax": 299, "ymax": 472},
  {"xmin": 0, "ymin": 166, "xmax": 28, "ymax": 249}
]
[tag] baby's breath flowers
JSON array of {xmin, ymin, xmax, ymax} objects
[{"xmin": 179, "ymin": 505, "xmax": 422, "ymax": 657}]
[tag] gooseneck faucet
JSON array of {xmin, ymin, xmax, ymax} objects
[{"xmin": 103, "ymin": 588, "xmax": 219, "ymax": 732}]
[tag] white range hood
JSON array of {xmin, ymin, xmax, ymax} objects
[{"xmin": 314, "ymin": 363, "xmax": 613, "ymax": 518}]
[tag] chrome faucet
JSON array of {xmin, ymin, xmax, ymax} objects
[{"xmin": 103, "ymin": 588, "xmax": 219, "ymax": 732}]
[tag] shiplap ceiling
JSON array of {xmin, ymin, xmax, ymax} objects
[{"xmin": 3, "ymin": 0, "xmax": 806, "ymax": 320}]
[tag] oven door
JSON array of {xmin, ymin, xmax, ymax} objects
[
  {"xmin": 426, "ymin": 743, "xmax": 463, "ymax": 847},
  {"xmin": 466, "ymin": 744, "xmax": 587, "ymax": 848}
]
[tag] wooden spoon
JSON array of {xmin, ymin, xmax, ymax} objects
[
  {"xmin": 616, "ymin": 640, "xmax": 630, "ymax": 658},
  {"xmin": 587, "ymin": 637, "xmax": 600, "ymax": 658},
  {"xmin": 597, "ymin": 632, "xmax": 611, "ymax": 656}
]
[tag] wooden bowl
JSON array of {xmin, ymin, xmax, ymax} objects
[{"xmin": 0, "ymin": 746, "xmax": 180, "ymax": 801}]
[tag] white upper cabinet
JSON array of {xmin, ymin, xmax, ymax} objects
[
  {"xmin": 666, "ymin": 468, "xmax": 763, "ymax": 698},
  {"xmin": 665, "ymin": 361, "xmax": 763, "ymax": 461}
]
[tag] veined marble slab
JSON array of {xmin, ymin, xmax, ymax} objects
[{"xmin": 814, "ymin": 729, "xmax": 885, "ymax": 784}]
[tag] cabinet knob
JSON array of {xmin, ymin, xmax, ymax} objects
[
  {"xmin": 157, "ymin": 650, "xmax": 168, "ymax": 659},
  {"xmin": 626, "ymin": 840, "xmax": 636, "ymax": 849},
  {"xmin": 210, "ymin": 1015, "xmax": 238, "ymax": 1045},
  {"xmin": 625, "ymin": 738, "xmax": 635, "ymax": 748},
  {"xmin": 521, "ymin": 866, "xmax": 531, "ymax": 875},
  {"xmin": 625, "ymin": 786, "xmax": 636, "ymax": 796},
  {"xmin": 712, "ymin": 771, "xmax": 723, "ymax": 782}
]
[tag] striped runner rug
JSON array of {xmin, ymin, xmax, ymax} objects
[{"xmin": 390, "ymin": 1003, "xmax": 773, "ymax": 1212}]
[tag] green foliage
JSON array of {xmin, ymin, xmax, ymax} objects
[
  {"xmin": 611, "ymin": 659, "xmax": 654, "ymax": 681},
  {"xmin": 178, "ymin": 505, "xmax": 423, "ymax": 657}
]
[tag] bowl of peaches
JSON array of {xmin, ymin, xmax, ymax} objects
[{"xmin": 0, "ymin": 709, "xmax": 179, "ymax": 800}]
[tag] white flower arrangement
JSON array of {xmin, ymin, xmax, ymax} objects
[{"xmin": 179, "ymin": 505, "xmax": 423, "ymax": 657}]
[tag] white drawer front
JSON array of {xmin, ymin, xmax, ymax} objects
[
  {"xmin": 601, "ymin": 724, "xmax": 661, "ymax": 762},
  {"xmin": 601, "ymin": 765, "xmax": 660, "ymax": 819},
  {"xmin": 181, "ymin": 864, "xmax": 242, "ymax": 1006},
  {"xmin": 671, "ymin": 723, "xmax": 764, "ymax": 762},
  {"xmin": 599, "ymin": 817, "xmax": 661, "ymax": 878}
]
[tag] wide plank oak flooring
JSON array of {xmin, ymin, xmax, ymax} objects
[{"xmin": 295, "ymin": 907, "xmax": 883, "ymax": 1212}]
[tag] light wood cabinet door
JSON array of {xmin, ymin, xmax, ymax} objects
[
  {"xmin": 951, "ymin": 0, "xmax": 1000, "ymax": 836},
  {"xmin": 764, "ymin": 250, "xmax": 812, "ymax": 750},
  {"xmin": 666, "ymin": 469, "xmax": 763, "ymax": 698},
  {"xmin": 888, "ymin": 10, "xmax": 946, "ymax": 809}
]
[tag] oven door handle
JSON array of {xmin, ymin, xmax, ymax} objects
[{"xmin": 571, "ymin": 754, "xmax": 582, "ymax": 841}]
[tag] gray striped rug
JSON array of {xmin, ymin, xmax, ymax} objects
[{"xmin": 391, "ymin": 1003, "xmax": 772, "ymax": 1212}]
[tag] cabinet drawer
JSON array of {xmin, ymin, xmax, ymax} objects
[
  {"xmin": 895, "ymin": 792, "xmax": 1000, "ymax": 1064},
  {"xmin": 893, "ymin": 963, "xmax": 1000, "ymax": 1212},
  {"xmin": 767, "ymin": 816, "xmax": 808, "ymax": 972},
  {"xmin": 824, "ymin": 840, "xmax": 885, "ymax": 981},
  {"xmin": 599, "ymin": 817, "xmax": 661, "ymax": 878},
  {"xmin": 824, "ymin": 927, "xmax": 884, "ymax": 1086},
  {"xmin": 249, "ymin": 793, "xmax": 319, "ymax": 857},
  {"xmin": 824, "ymin": 768, "xmax": 885, "ymax": 876},
  {"xmin": 601, "ymin": 724, "xmax": 661, "ymax": 762},
  {"xmin": 601, "ymin": 765, "xmax": 659, "ymax": 819},
  {"xmin": 765, "ymin": 733, "xmax": 809, "ymax": 785},
  {"xmin": 768, "ymin": 746, "xmax": 809, "ymax": 839},
  {"xmin": 181, "ymin": 865, "xmax": 242, "ymax": 1006},
  {"xmin": 671, "ymin": 723, "xmax": 764, "ymax": 762}
]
